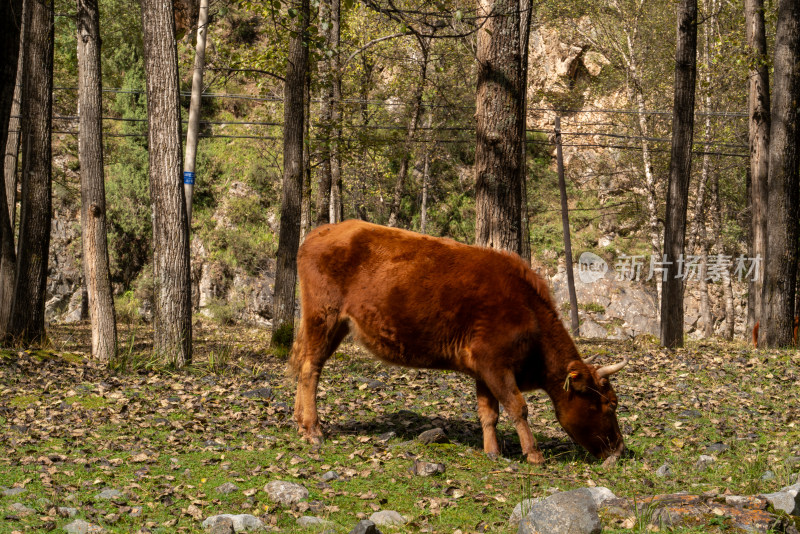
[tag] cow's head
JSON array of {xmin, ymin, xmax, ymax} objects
[{"xmin": 555, "ymin": 357, "xmax": 628, "ymax": 460}]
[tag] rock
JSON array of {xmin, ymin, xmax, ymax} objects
[
  {"xmin": 297, "ymin": 516, "xmax": 334, "ymax": 528},
  {"xmin": 761, "ymin": 470, "xmax": 775, "ymax": 481},
  {"xmin": 63, "ymin": 519, "xmax": 104, "ymax": 533},
  {"xmin": 129, "ymin": 506, "xmax": 143, "ymax": 517},
  {"xmin": 696, "ymin": 455, "xmax": 715, "ymax": 470},
  {"xmin": 584, "ymin": 487, "xmax": 617, "ymax": 507},
  {"xmin": 582, "ymin": 51, "xmax": 610, "ymax": 77},
  {"xmin": 509, "ymin": 498, "xmax": 539, "ymax": 525},
  {"xmin": 58, "ymin": 506, "xmax": 79, "ymax": 518},
  {"xmin": 655, "ymin": 463, "xmax": 672, "ymax": 477},
  {"xmin": 724, "ymin": 495, "xmax": 768, "ymax": 510},
  {"xmin": 202, "ymin": 514, "xmax": 265, "ymax": 532},
  {"xmin": 706, "ymin": 442, "xmax": 729, "ymax": 452},
  {"xmin": 518, "ymin": 488, "xmax": 602, "ymax": 534},
  {"xmin": 9, "ymin": 502, "xmax": 34, "ymax": 516},
  {"xmin": 578, "ymin": 319, "xmax": 607, "ymax": 339},
  {"xmin": 321, "ymin": 471, "xmax": 339, "ymax": 482},
  {"xmin": 369, "ymin": 510, "xmax": 406, "ymax": 527},
  {"xmin": 2, "ymin": 487, "xmax": 26, "ymax": 497},
  {"xmin": 377, "ymin": 431, "xmax": 396, "ymax": 443},
  {"xmin": 761, "ymin": 482, "xmax": 800, "ymax": 515},
  {"xmin": 264, "ymin": 480, "xmax": 309, "ymax": 505},
  {"xmin": 205, "ymin": 516, "xmax": 235, "ymax": 534},
  {"xmin": 94, "ymin": 488, "xmax": 122, "ymax": 500},
  {"xmin": 349, "ymin": 519, "xmax": 382, "ymax": 534},
  {"xmin": 216, "ymin": 482, "xmax": 239, "ymax": 495},
  {"xmin": 411, "ymin": 460, "xmax": 446, "ymax": 476},
  {"xmin": 241, "ymin": 388, "xmax": 273, "ymax": 400},
  {"xmin": 417, "ymin": 427, "xmax": 448, "ymax": 444}
]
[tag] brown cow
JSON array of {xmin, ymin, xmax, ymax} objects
[{"xmin": 289, "ymin": 220, "xmax": 628, "ymax": 463}]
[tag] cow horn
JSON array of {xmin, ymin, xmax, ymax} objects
[
  {"xmin": 583, "ymin": 354, "xmax": 598, "ymax": 364},
  {"xmin": 595, "ymin": 356, "xmax": 629, "ymax": 378}
]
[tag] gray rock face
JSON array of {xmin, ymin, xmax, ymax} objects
[
  {"xmin": 206, "ymin": 517, "xmax": 235, "ymax": 534},
  {"xmin": 297, "ymin": 516, "xmax": 334, "ymax": 528},
  {"xmin": 655, "ymin": 463, "xmax": 672, "ymax": 477},
  {"xmin": 695, "ymin": 455, "xmax": 716, "ymax": 470},
  {"xmin": 349, "ymin": 519, "xmax": 382, "ymax": 534},
  {"xmin": 517, "ymin": 488, "xmax": 602, "ymax": 534},
  {"xmin": 762, "ymin": 482, "xmax": 800, "ymax": 515},
  {"xmin": 58, "ymin": 506, "xmax": 78, "ymax": 517},
  {"xmin": 264, "ymin": 480, "xmax": 309, "ymax": 505},
  {"xmin": 578, "ymin": 319, "xmax": 608, "ymax": 338},
  {"xmin": 9, "ymin": 502, "xmax": 34, "ymax": 516},
  {"xmin": 417, "ymin": 428, "xmax": 448, "ymax": 444},
  {"xmin": 94, "ymin": 488, "xmax": 122, "ymax": 500},
  {"xmin": 411, "ymin": 459, "xmax": 446, "ymax": 476},
  {"xmin": 509, "ymin": 498, "xmax": 540, "ymax": 525},
  {"xmin": 369, "ymin": 510, "xmax": 406, "ymax": 527},
  {"xmin": 63, "ymin": 519, "xmax": 104, "ymax": 533},
  {"xmin": 216, "ymin": 482, "xmax": 240, "ymax": 495},
  {"xmin": 202, "ymin": 514, "xmax": 265, "ymax": 532},
  {"xmin": 583, "ymin": 487, "xmax": 617, "ymax": 507},
  {"xmin": 2, "ymin": 487, "xmax": 26, "ymax": 497},
  {"xmin": 321, "ymin": 471, "xmax": 339, "ymax": 482}
]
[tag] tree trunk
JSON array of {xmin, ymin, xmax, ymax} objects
[
  {"xmin": 745, "ymin": 0, "xmax": 770, "ymax": 331},
  {"xmin": 387, "ymin": 35, "xmax": 430, "ymax": 228},
  {"xmin": 419, "ymin": 113, "xmax": 433, "ymax": 234},
  {"xmin": 556, "ymin": 116, "xmax": 579, "ymax": 336},
  {"xmin": 328, "ymin": 0, "xmax": 343, "ymax": 224},
  {"xmin": 300, "ymin": 68, "xmax": 312, "ymax": 240},
  {"xmin": 519, "ymin": 0, "xmax": 532, "ymax": 263},
  {"xmin": 182, "ymin": 0, "xmax": 209, "ymax": 227},
  {"xmin": 140, "ymin": 0, "xmax": 192, "ymax": 365},
  {"xmin": 474, "ymin": 0, "xmax": 523, "ymax": 253},
  {"xmin": 0, "ymin": 0, "xmax": 24, "ymax": 336},
  {"xmin": 660, "ymin": 0, "xmax": 697, "ymax": 349},
  {"xmin": 760, "ymin": 0, "xmax": 800, "ymax": 348},
  {"xmin": 316, "ymin": 0, "xmax": 336, "ymax": 226},
  {"xmin": 9, "ymin": 0, "xmax": 53, "ymax": 344},
  {"xmin": 77, "ymin": 0, "xmax": 117, "ymax": 360},
  {"xmin": 271, "ymin": 0, "xmax": 309, "ymax": 347}
]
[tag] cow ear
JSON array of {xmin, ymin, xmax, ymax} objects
[{"xmin": 565, "ymin": 361, "xmax": 590, "ymax": 393}]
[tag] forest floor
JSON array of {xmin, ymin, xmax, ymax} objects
[{"xmin": 1, "ymin": 321, "xmax": 799, "ymax": 533}]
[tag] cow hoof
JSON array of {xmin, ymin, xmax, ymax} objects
[{"xmin": 526, "ymin": 451, "xmax": 545, "ymax": 465}]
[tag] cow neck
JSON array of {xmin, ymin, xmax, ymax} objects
[{"xmin": 541, "ymin": 322, "xmax": 583, "ymax": 400}]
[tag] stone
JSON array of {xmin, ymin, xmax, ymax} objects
[
  {"xmin": 241, "ymin": 388, "xmax": 273, "ymax": 400},
  {"xmin": 706, "ymin": 442, "xmax": 729, "ymax": 452},
  {"xmin": 584, "ymin": 487, "xmax": 617, "ymax": 507},
  {"xmin": 94, "ymin": 488, "xmax": 122, "ymax": 500},
  {"xmin": 9, "ymin": 502, "xmax": 34, "ymax": 516},
  {"xmin": 369, "ymin": 510, "xmax": 406, "ymax": 527},
  {"xmin": 63, "ymin": 519, "xmax": 104, "ymax": 533},
  {"xmin": 655, "ymin": 463, "xmax": 672, "ymax": 477},
  {"xmin": 696, "ymin": 455, "xmax": 716, "ymax": 470},
  {"xmin": 321, "ymin": 471, "xmax": 339, "ymax": 482},
  {"xmin": 264, "ymin": 480, "xmax": 309, "ymax": 505},
  {"xmin": 297, "ymin": 516, "xmax": 334, "ymax": 528},
  {"xmin": 517, "ymin": 488, "xmax": 602, "ymax": 534},
  {"xmin": 761, "ymin": 482, "xmax": 800, "ymax": 515},
  {"xmin": 202, "ymin": 514, "xmax": 265, "ymax": 532},
  {"xmin": 2, "ymin": 487, "xmax": 26, "ymax": 497},
  {"xmin": 411, "ymin": 460, "xmax": 445, "ymax": 476},
  {"xmin": 58, "ymin": 506, "xmax": 79, "ymax": 517},
  {"xmin": 216, "ymin": 482, "xmax": 239, "ymax": 495},
  {"xmin": 129, "ymin": 506, "xmax": 143, "ymax": 517},
  {"xmin": 205, "ymin": 516, "xmax": 235, "ymax": 534},
  {"xmin": 509, "ymin": 498, "xmax": 539, "ymax": 525},
  {"xmin": 761, "ymin": 470, "xmax": 775, "ymax": 481},
  {"xmin": 578, "ymin": 319, "xmax": 607, "ymax": 339},
  {"xmin": 349, "ymin": 519, "xmax": 382, "ymax": 534},
  {"xmin": 417, "ymin": 428, "xmax": 448, "ymax": 444}
]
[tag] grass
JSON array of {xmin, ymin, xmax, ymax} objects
[{"xmin": 1, "ymin": 324, "xmax": 799, "ymax": 532}]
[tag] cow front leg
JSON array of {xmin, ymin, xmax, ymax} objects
[
  {"xmin": 482, "ymin": 371, "xmax": 544, "ymax": 465},
  {"xmin": 476, "ymin": 380, "xmax": 500, "ymax": 459}
]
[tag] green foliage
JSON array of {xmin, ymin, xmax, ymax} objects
[
  {"xmin": 271, "ymin": 322, "xmax": 294, "ymax": 351},
  {"xmin": 205, "ymin": 298, "xmax": 246, "ymax": 326}
]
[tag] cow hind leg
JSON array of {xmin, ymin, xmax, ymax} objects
[
  {"xmin": 481, "ymin": 370, "xmax": 544, "ymax": 465},
  {"xmin": 476, "ymin": 380, "xmax": 500, "ymax": 459},
  {"xmin": 292, "ymin": 314, "xmax": 349, "ymax": 444}
]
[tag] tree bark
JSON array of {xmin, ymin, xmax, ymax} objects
[
  {"xmin": 556, "ymin": 116, "xmax": 579, "ymax": 336},
  {"xmin": 140, "ymin": 0, "xmax": 192, "ymax": 365},
  {"xmin": 300, "ymin": 68, "xmax": 312, "ymax": 240},
  {"xmin": 660, "ymin": 0, "xmax": 697, "ymax": 349},
  {"xmin": 9, "ymin": 0, "xmax": 53, "ymax": 345},
  {"xmin": 0, "ymin": 0, "xmax": 24, "ymax": 336},
  {"xmin": 271, "ymin": 0, "xmax": 309, "ymax": 346},
  {"xmin": 474, "ymin": 0, "xmax": 523, "ymax": 253},
  {"xmin": 387, "ymin": 35, "xmax": 430, "ymax": 228},
  {"xmin": 183, "ymin": 0, "xmax": 209, "ymax": 227},
  {"xmin": 760, "ymin": 0, "xmax": 800, "ymax": 348},
  {"xmin": 519, "ymin": 0, "xmax": 532, "ymax": 264},
  {"xmin": 328, "ymin": 0, "xmax": 343, "ymax": 224},
  {"xmin": 77, "ymin": 0, "xmax": 117, "ymax": 360},
  {"xmin": 745, "ymin": 0, "xmax": 770, "ymax": 332}
]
